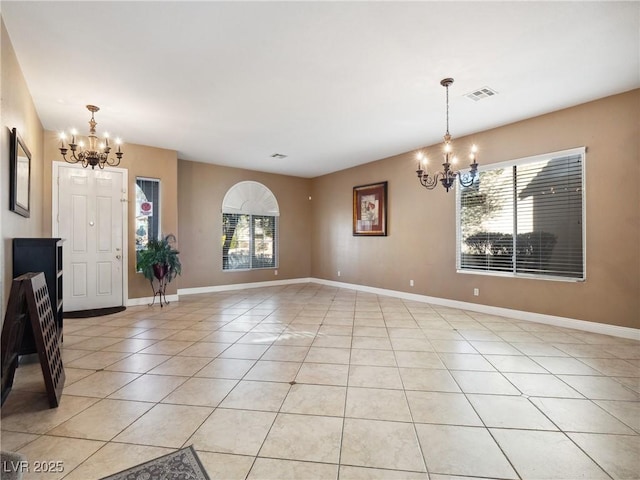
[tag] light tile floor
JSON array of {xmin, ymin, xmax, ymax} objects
[{"xmin": 2, "ymin": 284, "xmax": 639, "ymax": 479}]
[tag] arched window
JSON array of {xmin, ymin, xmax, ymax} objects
[{"xmin": 221, "ymin": 181, "xmax": 279, "ymax": 270}]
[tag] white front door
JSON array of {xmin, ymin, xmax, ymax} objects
[{"xmin": 55, "ymin": 164, "xmax": 126, "ymax": 311}]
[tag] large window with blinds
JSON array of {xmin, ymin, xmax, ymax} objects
[
  {"xmin": 457, "ymin": 147, "xmax": 585, "ymax": 280},
  {"xmin": 221, "ymin": 181, "xmax": 280, "ymax": 271},
  {"xmin": 222, "ymin": 214, "xmax": 277, "ymax": 270}
]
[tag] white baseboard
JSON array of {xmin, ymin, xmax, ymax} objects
[
  {"xmin": 310, "ymin": 278, "xmax": 640, "ymax": 341},
  {"xmin": 127, "ymin": 294, "xmax": 179, "ymax": 307},
  {"xmin": 169, "ymin": 277, "xmax": 638, "ymax": 340},
  {"xmin": 177, "ymin": 277, "xmax": 312, "ymax": 296}
]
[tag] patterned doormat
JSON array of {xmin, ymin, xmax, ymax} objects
[{"xmin": 100, "ymin": 445, "xmax": 209, "ymax": 480}]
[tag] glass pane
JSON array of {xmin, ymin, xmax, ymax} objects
[
  {"xmin": 252, "ymin": 215, "xmax": 276, "ymax": 268},
  {"xmin": 135, "ymin": 178, "xmax": 160, "ymax": 269},
  {"xmin": 460, "ymin": 168, "xmax": 514, "ymax": 272},
  {"xmin": 222, "ymin": 214, "xmax": 250, "ymax": 270},
  {"xmin": 516, "ymin": 154, "xmax": 583, "ymax": 277}
]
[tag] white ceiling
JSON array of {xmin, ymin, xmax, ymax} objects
[{"xmin": 2, "ymin": 1, "xmax": 639, "ymax": 178}]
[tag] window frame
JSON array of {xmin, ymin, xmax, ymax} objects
[
  {"xmin": 135, "ymin": 177, "xmax": 161, "ymax": 273},
  {"xmin": 222, "ymin": 213, "xmax": 279, "ymax": 271},
  {"xmin": 456, "ymin": 147, "xmax": 586, "ymax": 282}
]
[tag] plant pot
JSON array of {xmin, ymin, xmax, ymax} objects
[{"xmin": 152, "ymin": 263, "xmax": 169, "ymax": 280}]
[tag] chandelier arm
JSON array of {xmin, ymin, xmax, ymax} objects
[
  {"xmin": 419, "ymin": 172, "xmax": 441, "ymax": 190},
  {"xmin": 105, "ymin": 156, "xmax": 121, "ymax": 167},
  {"xmin": 62, "ymin": 151, "xmax": 81, "ymax": 164},
  {"xmin": 457, "ymin": 171, "xmax": 478, "ymax": 188}
]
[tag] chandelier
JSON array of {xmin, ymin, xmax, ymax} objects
[
  {"xmin": 416, "ymin": 78, "xmax": 478, "ymax": 192},
  {"xmin": 59, "ymin": 105, "xmax": 123, "ymax": 169}
]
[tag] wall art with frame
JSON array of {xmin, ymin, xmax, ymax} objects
[
  {"xmin": 9, "ymin": 128, "xmax": 31, "ymax": 218},
  {"xmin": 353, "ymin": 181, "xmax": 387, "ymax": 236}
]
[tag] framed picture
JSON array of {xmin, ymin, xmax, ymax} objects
[
  {"xmin": 9, "ymin": 128, "xmax": 31, "ymax": 218},
  {"xmin": 353, "ymin": 181, "xmax": 387, "ymax": 236}
]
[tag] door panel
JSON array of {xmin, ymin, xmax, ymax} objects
[
  {"xmin": 97, "ymin": 262, "xmax": 113, "ymax": 295},
  {"xmin": 96, "ymin": 196, "xmax": 113, "ymax": 251},
  {"xmin": 71, "ymin": 263, "xmax": 87, "ymax": 297},
  {"xmin": 58, "ymin": 165, "xmax": 124, "ymax": 311},
  {"xmin": 71, "ymin": 195, "xmax": 88, "ymax": 252}
]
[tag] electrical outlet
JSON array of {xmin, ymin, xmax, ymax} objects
[
  {"xmin": 338, "ymin": 270, "xmax": 341, "ymax": 277},
  {"xmin": 274, "ymin": 270, "xmax": 278, "ymax": 276},
  {"xmin": 410, "ymin": 280, "xmax": 414, "ymax": 287},
  {"xmin": 474, "ymin": 288, "xmax": 479, "ymax": 296}
]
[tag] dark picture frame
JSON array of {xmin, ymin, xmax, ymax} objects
[
  {"xmin": 353, "ymin": 181, "xmax": 387, "ymax": 236},
  {"xmin": 9, "ymin": 128, "xmax": 31, "ymax": 218}
]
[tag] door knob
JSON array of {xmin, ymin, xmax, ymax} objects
[{"xmin": 116, "ymin": 255, "xmax": 122, "ymax": 260}]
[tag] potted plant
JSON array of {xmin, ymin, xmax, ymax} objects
[{"xmin": 136, "ymin": 234, "xmax": 182, "ymax": 306}]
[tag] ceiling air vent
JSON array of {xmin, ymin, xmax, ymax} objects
[
  {"xmin": 465, "ymin": 86, "xmax": 498, "ymax": 102},
  {"xmin": 270, "ymin": 153, "xmax": 287, "ymax": 159}
]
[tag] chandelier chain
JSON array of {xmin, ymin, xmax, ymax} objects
[{"xmin": 445, "ymin": 82, "xmax": 450, "ymax": 137}]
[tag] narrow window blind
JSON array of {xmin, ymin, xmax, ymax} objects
[
  {"xmin": 458, "ymin": 148, "xmax": 584, "ymax": 280},
  {"xmin": 135, "ymin": 177, "xmax": 161, "ymax": 271}
]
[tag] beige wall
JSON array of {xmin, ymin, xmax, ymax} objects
[
  {"xmin": 1, "ymin": 20, "xmax": 45, "ymax": 315},
  {"xmin": 42, "ymin": 133, "xmax": 179, "ymax": 300},
  {"xmin": 311, "ymin": 90, "xmax": 640, "ymax": 329},
  {"xmin": 177, "ymin": 160, "xmax": 312, "ymax": 289}
]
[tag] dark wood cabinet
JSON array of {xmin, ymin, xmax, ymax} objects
[{"xmin": 12, "ymin": 238, "xmax": 63, "ymax": 354}]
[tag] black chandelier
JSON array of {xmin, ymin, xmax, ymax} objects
[
  {"xmin": 416, "ymin": 78, "xmax": 478, "ymax": 192},
  {"xmin": 59, "ymin": 105, "xmax": 123, "ymax": 169}
]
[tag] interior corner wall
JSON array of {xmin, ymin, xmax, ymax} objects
[
  {"xmin": 1, "ymin": 19, "xmax": 45, "ymax": 319},
  {"xmin": 310, "ymin": 89, "xmax": 640, "ymax": 330},
  {"xmin": 177, "ymin": 160, "xmax": 312, "ymax": 290}
]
